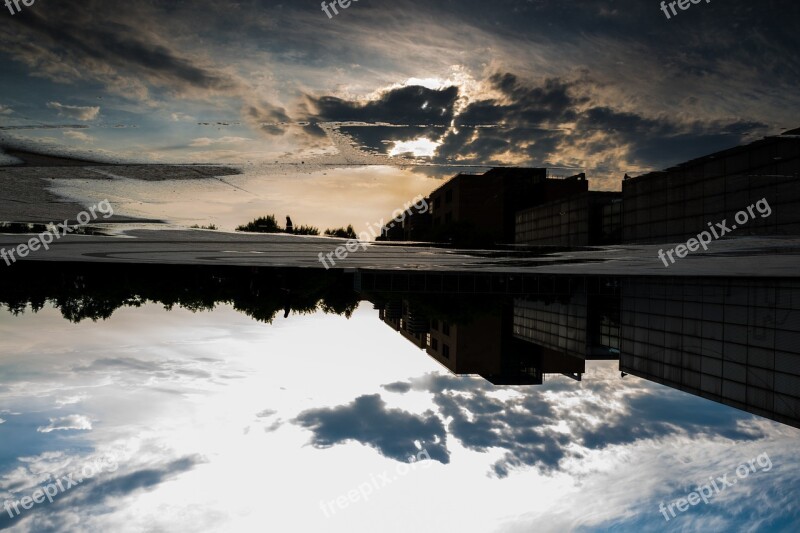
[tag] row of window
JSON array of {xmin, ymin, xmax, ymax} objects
[
  {"xmin": 427, "ymin": 335, "xmax": 451, "ymax": 359},
  {"xmin": 430, "ymin": 320, "xmax": 451, "ymax": 335}
]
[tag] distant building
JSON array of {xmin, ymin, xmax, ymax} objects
[
  {"xmin": 622, "ymin": 129, "xmax": 800, "ymax": 243},
  {"xmin": 425, "ymin": 167, "xmax": 588, "ymax": 246},
  {"xmin": 515, "ymin": 190, "xmax": 622, "ymax": 246}
]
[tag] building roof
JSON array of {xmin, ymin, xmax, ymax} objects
[{"xmin": 625, "ymin": 127, "xmax": 800, "ymax": 183}]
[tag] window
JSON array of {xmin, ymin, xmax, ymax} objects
[
  {"xmin": 442, "ymin": 344, "xmax": 450, "ymax": 359},
  {"xmin": 445, "ymin": 190, "xmax": 453, "ymax": 203},
  {"xmin": 442, "ymin": 322, "xmax": 450, "ymax": 336},
  {"xmin": 444, "ymin": 213, "xmax": 452, "ymax": 223},
  {"xmin": 431, "ymin": 320, "xmax": 439, "ymax": 331},
  {"xmin": 431, "ymin": 338, "xmax": 438, "ymax": 350},
  {"xmin": 600, "ymin": 316, "xmax": 620, "ymax": 350}
]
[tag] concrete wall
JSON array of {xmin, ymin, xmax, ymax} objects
[
  {"xmin": 622, "ymin": 134, "xmax": 800, "ymax": 243},
  {"xmin": 515, "ymin": 191, "xmax": 621, "ymax": 246},
  {"xmin": 619, "ymin": 278, "xmax": 800, "ymax": 428},
  {"xmin": 512, "ymin": 295, "xmax": 588, "ymax": 359}
]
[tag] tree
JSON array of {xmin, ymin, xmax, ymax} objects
[
  {"xmin": 236, "ymin": 215, "xmax": 282, "ymax": 233},
  {"xmin": 324, "ymin": 225, "xmax": 357, "ymax": 239}
]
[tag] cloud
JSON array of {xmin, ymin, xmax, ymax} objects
[
  {"xmin": 0, "ymin": 105, "xmax": 12, "ymax": 115},
  {"xmin": 62, "ymin": 130, "xmax": 95, "ymax": 143},
  {"xmin": 171, "ymin": 112, "xmax": 194, "ymax": 122},
  {"xmin": 298, "ymin": 72, "xmax": 768, "ymax": 180},
  {"xmin": 434, "ymin": 72, "xmax": 767, "ymax": 177},
  {"xmin": 0, "ymin": 418, "xmax": 5, "ymax": 424},
  {"xmin": 189, "ymin": 136, "xmax": 252, "ymax": 147},
  {"xmin": 382, "ymin": 382, "xmax": 412, "ymax": 394},
  {"xmin": 306, "ymin": 85, "xmax": 459, "ymax": 126},
  {"xmin": 0, "ymin": 454, "xmax": 205, "ymax": 530},
  {"xmin": 422, "ymin": 372, "xmax": 767, "ymax": 477},
  {"xmin": 46, "ymin": 102, "xmax": 100, "ymax": 121},
  {"xmin": 293, "ymin": 394, "xmax": 449, "ymax": 464},
  {"xmin": 256, "ymin": 409, "xmax": 277, "ymax": 418},
  {"xmin": 74, "ymin": 456, "xmax": 203, "ymax": 504},
  {"xmin": 37, "ymin": 415, "xmax": 93, "ymax": 433}
]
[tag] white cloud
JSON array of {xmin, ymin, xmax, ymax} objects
[
  {"xmin": 56, "ymin": 394, "xmax": 89, "ymax": 407},
  {"xmin": 0, "ymin": 418, "xmax": 5, "ymax": 424},
  {"xmin": 171, "ymin": 112, "xmax": 194, "ymax": 122},
  {"xmin": 63, "ymin": 130, "xmax": 95, "ymax": 143},
  {"xmin": 0, "ymin": 105, "xmax": 12, "ymax": 115},
  {"xmin": 389, "ymin": 137, "xmax": 441, "ymax": 157},
  {"xmin": 37, "ymin": 414, "xmax": 93, "ymax": 433},
  {"xmin": 47, "ymin": 101, "xmax": 101, "ymax": 121},
  {"xmin": 189, "ymin": 136, "xmax": 252, "ymax": 147}
]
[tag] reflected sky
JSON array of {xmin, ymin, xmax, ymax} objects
[{"xmin": 1, "ymin": 300, "xmax": 798, "ymax": 532}]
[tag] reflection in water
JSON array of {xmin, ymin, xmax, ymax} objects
[
  {"xmin": 0, "ymin": 263, "xmax": 359, "ymax": 323},
  {"xmin": 360, "ymin": 272, "xmax": 800, "ymax": 430},
  {"xmin": 1, "ymin": 263, "xmax": 800, "ymax": 531},
  {"xmin": 2, "ymin": 264, "xmax": 799, "ymax": 428}
]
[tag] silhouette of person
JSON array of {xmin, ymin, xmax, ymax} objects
[{"xmin": 286, "ymin": 216, "xmax": 293, "ymax": 233}]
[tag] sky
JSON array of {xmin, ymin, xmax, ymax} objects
[
  {"xmin": 1, "ymin": 0, "xmax": 798, "ymax": 176},
  {"xmin": 0, "ymin": 302, "xmax": 798, "ymax": 532},
  {"xmin": 0, "ymin": 0, "xmax": 798, "ymax": 229}
]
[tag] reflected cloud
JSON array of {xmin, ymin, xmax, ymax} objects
[
  {"xmin": 294, "ymin": 394, "xmax": 449, "ymax": 464},
  {"xmin": 36, "ymin": 415, "xmax": 93, "ymax": 434}
]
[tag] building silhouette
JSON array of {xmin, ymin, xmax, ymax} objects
[
  {"xmin": 619, "ymin": 277, "xmax": 800, "ymax": 428},
  {"xmin": 622, "ymin": 129, "xmax": 800, "ymax": 243}
]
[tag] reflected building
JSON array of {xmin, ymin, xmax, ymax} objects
[
  {"xmin": 2, "ymin": 260, "xmax": 799, "ymax": 429},
  {"xmin": 622, "ymin": 129, "xmax": 800, "ymax": 243},
  {"xmin": 368, "ymin": 282, "xmax": 619, "ymax": 385},
  {"xmin": 512, "ymin": 284, "xmax": 621, "ymax": 361},
  {"xmin": 378, "ymin": 300, "xmax": 429, "ymax": 349},
  {"xmin": 619, "ymin": 277, "xmax": 800, "ymax": 428},
  {"xmin": 367, "ymin": 273, "xmax": 800, "ymax": 429}
]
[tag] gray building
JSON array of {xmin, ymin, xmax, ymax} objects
[
  {"xmin": 619, "ymin": 277, "xmax": 800, "ymax": 428},
  {"xmin": 515, "ymin": 190, "xmax": 622, "ymax": 246},
  {"xmin": 622, "ymin": 129, "xmax": 800, "ymax": 243}
]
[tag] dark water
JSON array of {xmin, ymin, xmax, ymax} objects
[{"xmin": 0, "ymin": 264, "xmax": 798, "ymax": 532}]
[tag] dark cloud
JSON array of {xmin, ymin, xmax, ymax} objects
[
  {"xmin": 293, "ymin": 394, "xmax": 449, "ymax": 464},
  {"xmin": 0, "ymin": 456, "xmax": 203, "ymax": 531},
  {"xmin": 375, "ymin": 372, "xmax": 769, "ymax": 478},
  {"xmin": 435, "ymin": 72, "xmax": 768, "ymax": 173},
  {"xmin": 299, "ymin": 71, "xmax": 769, "ymax": 175},
  {"xmin": 6, "ymin": 6, "xmax": 238, "ymax": 94},
  {"xmin": 75, "ymin": 456, "xmax": 202, "ymax": 503},
  {"xmin": 306, "ymin": 85, "xmax": 459, "ymax": 126},
  {"xmin": 382, "ymin": 381, "xmax": 412, "ymax": 394}
]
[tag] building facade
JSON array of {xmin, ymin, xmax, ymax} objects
[
  {"xmin": 622, "ymin": 130, "xmax": 800, "ymax": 243},
  {"xmin": 426, "ymin": 167, "xmax": 588, "ymax": 246},
  {"xmin": 515, "ymin": 190, "xmax": 622, "ymax": 246}
]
